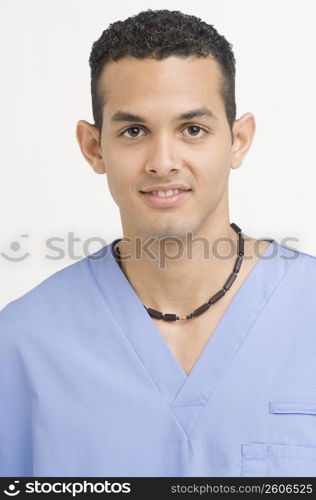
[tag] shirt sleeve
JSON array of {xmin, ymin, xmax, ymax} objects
[{"xmin": 0, "ymin": 302, "xmax": 34, "ymax": 477}]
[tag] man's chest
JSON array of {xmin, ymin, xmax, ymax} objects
[{"xmin": 151, "ymin": 307, "xmax": 226, "ymax": 375}]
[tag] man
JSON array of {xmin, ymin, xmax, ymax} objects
[{"xmin": 1, "ymin": 9, "xmax": 316, "ymax": 478}]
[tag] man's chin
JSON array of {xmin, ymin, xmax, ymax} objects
[
  {"xmin": 124, "ymin": 211, "xmax": 201, "ymax": 239},
  {"xmin": 139, "ymin": 224, "xmax": 198, "ymax": 240}
]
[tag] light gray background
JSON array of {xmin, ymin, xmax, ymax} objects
[{"xmin": 1, "ymin": 0, "xmax": 315, "ymax": 309}]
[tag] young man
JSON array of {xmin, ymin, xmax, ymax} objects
[{"xmin": 1, "ymin": 9, "xmax": 316, "ymax": 478}]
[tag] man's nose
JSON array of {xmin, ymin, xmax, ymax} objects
[{"xmin": 144, "ymin": 133, "xmax": 182, "ymax": 175}]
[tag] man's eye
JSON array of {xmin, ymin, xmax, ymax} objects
[
  {"xmin": 119, "ymin": 125, "xmax": 208, "ymax": 139},
  {"xmin": 183, "ymin": 125, "xmax": 207, "ymax": 138},
  {"xmin": 120, "ymin": 127, "xmax": 145, "ymax": 138}
]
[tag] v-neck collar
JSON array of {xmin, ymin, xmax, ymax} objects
[{"xmin": 87, "ymin": 238, "xmax": 300, "ymax": 436}]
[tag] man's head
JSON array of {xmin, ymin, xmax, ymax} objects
[
  {"xmin": 76, "ymin": 10, "xmax": 255, "ymax": 240},
  {"xmin": 89, "ymin": 9, "xmax": 236, "ymax": 142}
]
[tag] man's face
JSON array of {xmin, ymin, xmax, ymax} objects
[{"xmin": 99, "ymin": 56, "xmax": 234, "ymax": 238}]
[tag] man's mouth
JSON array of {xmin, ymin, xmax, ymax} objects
[
  {"xmin": 144, "ymin": 188, "xmax": 187, "ymax": 198},
  {"xmin": 139, "ymin": 188, "xmax": 192, "ymax": 207}
]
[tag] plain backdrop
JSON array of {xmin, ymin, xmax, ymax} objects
[{"xmin": 1, "ymin": 0, "xmax": 315, "ymax": 309}]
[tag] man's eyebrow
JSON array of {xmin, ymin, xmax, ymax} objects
[
  {"xmin": 177, "ymin": 107, "xmax": 218, "ymax": 121},
  {"xmin": 110, "ymin": 107, "xmax": 218, "ymax": 123}
]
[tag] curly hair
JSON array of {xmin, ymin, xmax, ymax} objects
[{"xmin": 89, "ymin": 9, "xmax": 236, "ymax": 138}]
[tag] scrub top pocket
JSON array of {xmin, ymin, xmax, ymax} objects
[
  {"xmin": 242, "ymin": 401, "xmax": 316, "ymax": 476},
  {"xmin": 269, "ymin": 401, "xmax": 316, "ymax": 415},
  {"xmin": 241, "ymin": 443, "xmax": 316, "ymax": 477}
]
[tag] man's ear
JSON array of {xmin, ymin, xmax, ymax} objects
[
  {"xmin": 231, "ymin": 112, "xmax": 256, "ymax": 170},
  {"xmin": 76, "ymin": 120, "xmax": 105, "ymax": 174}
]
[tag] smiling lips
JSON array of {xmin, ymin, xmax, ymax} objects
[
  {"xmin": 140, "ymin": 186, "xmax": 192, "ymax": 207},
  {"xmin": 150, "ymin": 188, "xmax": 184, "ymax": 197}
]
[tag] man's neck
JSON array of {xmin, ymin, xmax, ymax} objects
[{"xmin": 116, "ymin": 224, "xmax": 263, "ymax": 316}]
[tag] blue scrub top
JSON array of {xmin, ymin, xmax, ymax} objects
[{"xmin": 1, "ymin": 238, "xmax": 316, "ymax": 477}]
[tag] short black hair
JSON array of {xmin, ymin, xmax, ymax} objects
[{"xmin": 89, "ymin": 9, "xmax": 236, "ymax": 140}]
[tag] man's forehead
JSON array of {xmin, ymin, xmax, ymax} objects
[
  {"xmin": 100, "ymin": 55, "xmax": 221, "ymax": 89},
  {"xmin": 100, "ymin": 56, "xmax": 223, "ymax": 118}
]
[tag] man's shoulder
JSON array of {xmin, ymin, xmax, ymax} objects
[
  {"xmin": 0, "ymin": 249, "xmax": 105, "ymax": 341},
  {"xmin": 277, "ymin": 243, "xmax": 316, "ymax": 303},
  {"xmin": 282, "ymin": 243, "xmax": 316, "ymax": 273}
]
